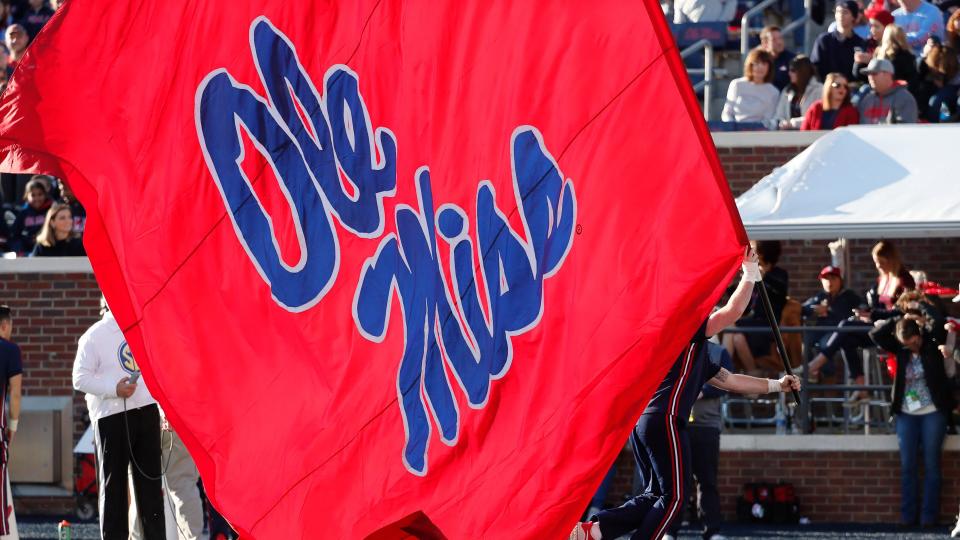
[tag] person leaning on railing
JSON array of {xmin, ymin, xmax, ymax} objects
[{"xmin": 870, "ymin": 311, "xmax": 953, "ymax": 529}]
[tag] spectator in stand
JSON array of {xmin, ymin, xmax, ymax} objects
[
  {"xmin": 894, "ymin": 0, "xmax": 946, "ymax": 53},
  {"xmin": 812, "ymin": 1, "xmax": 868, "ymax": 80},
  {"xmin": 800, "ymin": 265, "xmax": 864, "ymax": 366},
  {"xmin": 948, "ymin": 10, "xmax": 960, "ymax": 49},
  {"xmin": 722, "ymin": 241, "xmax": 789, "ymax": 375},
  {"xmin": 854, "ymin": 24, "xmax": 919, "ymax": 84},
  {"xmin": 858, "ymin": 57, "xmax": 920, "ymax": 121},
  {"xmin": 0, "ymin": 1, "xmax": 12, "ymax": 27},
  {"xmin": 673, "ymin": 0, "xmax": 738, "ymax": 23},
  {"xmin": 870, "ymin": 315, "xmax": 952, "ymax": 529},
  {"xmin": 4, "ymin": 23, "xmax": 28, "ymax": 79},
  {"xmin": 805, "ymin": 240, "xmax": 915, "ymax": 397},
  {"xmin": 721, "ymin": 48, "xmax": 780, "ymax": 126},
  {"xmin": 761, "ymin": 25, "xmax": 797, "ymax": 90},
  {"xmin": 862, "ymin": 5, "xmax": 897, "ymax": 52},
  {"xmin": 17, "ymin": 0, "xmax": 53, "ymax": 39},
  {"xmin": 58, "ymin": 181, "xmax": 85, "ymax": 235},
  {"xmin": 827, "ymin": 0, "xmax": 874, "ymax": 38},
  {"xmin": 801, "ymin": 72, "xmax": 861, "ymax": 128},
  {"xmin": 915, "ymin": 40, "xmax": 960, "ymax": 120},
  {"xmin": 9, "ymin": 176, "xmax": 52, "ymax": 255},
  {"xmin": 773, "ymin": 55, "xmax": 824, "ymax": 129},
  {"xmin": 30, "ymin": 202, "xmax": 84, "ymax": 257}
]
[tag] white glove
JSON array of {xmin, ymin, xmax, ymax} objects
[{"xmin": 742, "ymin": 260, "xmax": 762, "ymax": 282}]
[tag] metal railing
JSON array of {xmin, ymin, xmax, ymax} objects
[
  {"xmin": 740, "ymin": 0, "xmax": 815, "ymax": 56},
  {"xmin": 721, "ymin": 324, "xmax": 892, "ymax": 434},
  {"xmin": 680, "ymin": 39, "xmax": 714, "ymax": 120}
]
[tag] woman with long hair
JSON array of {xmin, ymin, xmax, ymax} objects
[
  {"xmin": 804, "ymin": 240, "xmax": 915, "ymax": 401},
  {"xmin": 916, "ymin": 42, "xmax": 960, "ymax": 122},
  {"xmin": 871, "ymin": 316, "xmax": 953, "ymax": 528},
  {"xmin": 801, "ymin": 72, "xmax": 860, "ymax": 129},
  {"xmin": 721, "ymin": 48, "xmax": 780, "ymax": 126},
  {"xmin": 772, "ymin": 55, "xmax": 824, "ymax": 129},
  {"xmin": 855, "ymin": 24, "xmax": 917, "ymax": 84},
  {"xmin": 31, "ymin": 202, "xmax": 85, "ymax": 257},
  {"xmin": 947, "ymin": 10, "xmax": 960, "ymax": 51}
]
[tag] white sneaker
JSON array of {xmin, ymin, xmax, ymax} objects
[
  {"xmin": 569, "ymin": 522, "xmax": 597, "ymax": 540},
  {"xmin": 951, "ymin": 517, "xmax": 960, "ymax": 537}
]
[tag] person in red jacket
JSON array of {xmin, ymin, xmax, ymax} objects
[{"xmin": 801, "ymin": 72, "xmax": 861, "ymax": 129}]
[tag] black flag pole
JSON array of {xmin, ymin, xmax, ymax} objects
[{"xmin": 755, "ymin": 279, "xmax": 801, "ymax": 406}]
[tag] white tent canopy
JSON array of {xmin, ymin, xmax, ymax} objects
[{"xmin": 736, "ymin": 125, "xmax": 960, "ymax": 240}]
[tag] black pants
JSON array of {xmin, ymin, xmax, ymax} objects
[
  {"xmin": 668, "ymin": 426, "xmax": 722, "ymax": 539},
  {"xmin": 820, "ymin": 318, "xmax": 873, "ymax": 378},
  {"xmin": 598, "ymin": 414, "xmax": 687, "ymax": 540},
  {"xmin": 94, "ymin": 403, "xmax": 165, "ymax": 540}
]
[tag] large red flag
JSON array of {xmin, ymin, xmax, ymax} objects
[{"xmin": 0, "ymin": 1, "xmax": 746, "ymax": 537}]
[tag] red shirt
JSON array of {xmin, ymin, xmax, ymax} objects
[{"xmin": 801, "ymin": 101, "xmax": 860, "ymax": 130}]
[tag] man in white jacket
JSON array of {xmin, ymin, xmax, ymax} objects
[{"xmin": 73, "ymin": 303, "xmax": 165, "ymax": 540}]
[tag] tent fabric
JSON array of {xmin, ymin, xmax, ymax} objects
[
  {"xmin": 737, "ymin": 125, "xmax": 960, "ymax": 240},
  {"xmin": 0, "ymin": 1, "xmax": 746, "ymax": 537}
]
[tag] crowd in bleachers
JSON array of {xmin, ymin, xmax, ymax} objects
[
  {"xmin": 0, "ymin": 1, "xmax": 85, "ymax": 258},
  {"xmin": 670, "ymin": 0, "xmax": 960, "ymax": 128},
  {"xmin": 0, "ymin": 173, "xmax": 86, "ymax": 257}
]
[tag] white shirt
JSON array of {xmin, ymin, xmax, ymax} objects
[
  {"xmin": 72, "ymin": 311, "xmax": 156, "ymax": 422},
  {"xmin": 673, "ymin": 0, "xmax": 737, "ymax": 23},
  {"xmin": 721, "ymin": 78, "xmax": 780, "ymax": 123}
]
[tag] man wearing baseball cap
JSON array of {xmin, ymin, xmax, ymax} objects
[
  {"xmin": 800, "ymin": 266, "xmax": 863, "ymax": 371},
  {"xmin": 857, "ymin": 57, "xmax": 918, "ymax": 124}
]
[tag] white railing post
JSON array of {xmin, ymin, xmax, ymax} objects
[{"xmin": 703, "ymin": 43, "xmax": 714, "ymax": 121}]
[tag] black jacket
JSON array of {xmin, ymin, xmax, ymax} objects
[
  {"xmin": 744, "ymin": 266, "xmax": 789, "ymax": 323},
  {"xmin": 864, "ymin": 269, "xmax": 916, "ymax": 321},
  {"xmin": 801, "ymin": 288, "xmax": 863, "ymax": 326},
  {"xmin": 853, "ymin": 49, "xmax": 917, "ymax": 85},
  {"xmin": 869, "ymin": 306, "xmax": 954, "ymax": 418},
  {"xmin": 31, "ymin": 237, "xmax": 86, "ymax": 257},
  {"xmin": 811, "ymin": 31, "xmax": 867, "ymax": 81}
]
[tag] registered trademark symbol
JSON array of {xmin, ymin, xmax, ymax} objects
[{"xmin": 576, "ymin": 224, "xmax": 583, "ymax": 235}]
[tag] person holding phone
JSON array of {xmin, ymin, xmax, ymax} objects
[
  {"xmin": 804, "ymin": 241, "xmax": 915, "ymax": 402},
  {"xmin": 72, "ymin": 298, "xmax": 166, "ymax": 540}
]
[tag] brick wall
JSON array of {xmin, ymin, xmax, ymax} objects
[
  {"xmin": 604, "ymin": 443, "xmax": 960, "ymax": 524},
  {"xmin": 717, "ymin": 449, "xmax": 960, "ymax": 523},
  {"xmin": 0, "ymin": 269, "xmax": 102, "ymax": 467}
]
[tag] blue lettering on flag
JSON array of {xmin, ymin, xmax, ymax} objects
[
  {"xmin": 195, "ymin": 16, "xmax": 396, "ymax": 311},
  {"xmin": 354, "ymin": 128, "xmax": 576, "ymax": 475},
  {"xmin": 196, "ymin": 17, "xmax": 577, "ymax": 476}
]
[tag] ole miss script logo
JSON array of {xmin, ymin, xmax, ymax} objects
[{"xmin": 195, "ymin": 17, "xmax": 577, "ymax": 475}]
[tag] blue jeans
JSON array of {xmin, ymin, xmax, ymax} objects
[{"xmin": 895, "ymin": 411, "xmax": 947, "ymax": 525}]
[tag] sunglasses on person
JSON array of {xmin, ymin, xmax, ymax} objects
[{"xmin": 830, "ymin": 82, "xmax": 847, "ymax": 88}]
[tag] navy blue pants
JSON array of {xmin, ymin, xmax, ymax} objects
[
  {"xmin": 820, "ymin": 318, "xmax": 873, "ymax": 378},
  {"xmin": 597, "ymin": 413, "xmax": 687, "ymax": 540}
]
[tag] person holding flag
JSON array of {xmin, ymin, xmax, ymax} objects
[{"xmin": 571, "ymin": 247, "xmax": 801, "ymax": 540}]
